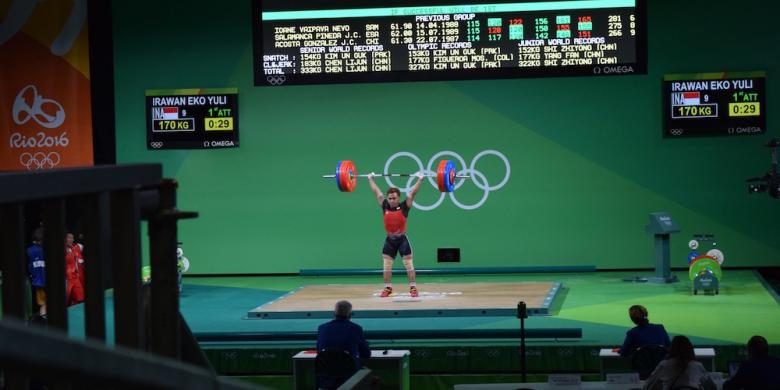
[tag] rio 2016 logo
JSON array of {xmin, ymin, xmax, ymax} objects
[{"xmin": 9, "ymin": 85, "xmax": 69, "ymax": 170}]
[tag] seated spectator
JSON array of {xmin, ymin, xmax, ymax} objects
[
  {"xmin": 644, "ymin": 335, "xmax": 716, "ymax": 390},
  {"xmin": 316, "ymin": 300, "xmax": 371, "ymax": 389},
  {"xmin": 724, "ymin": 335, "xmax": 780, "ymax": 390},
  {"xmin": 316, "ymin": 300, "xmax": 371, "ymax": 367},
  {"xmin": 620, "ymin": 304, "xmax": 671, "ymax": 356}
]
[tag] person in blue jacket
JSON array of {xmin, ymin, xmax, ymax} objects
[
  {"xmin": 317, "ymin": 300, "xmax": 371, "ymax": 367},
  {"xmin": 27, "ymin": 227, "xmax": 46, "ymax": 318},
  {"xmin": 619, "ymin": 304, "xmax": 671, "ymax": 356},
  {"xmin": 724, "ymin": 335, "xmax": 780, "ymax": 390}
]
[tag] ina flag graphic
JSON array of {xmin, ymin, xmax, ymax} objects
[
  {"xmin": 671, "ymin": 92, "xmax": 701, "ymax": 106},
  {"xmin": 162, "ymin": 107, "xmax": 179, "ymax": 119},
  {"xmin": 682, "ymin": 91, "xmax": 700, "ymax": 105}
]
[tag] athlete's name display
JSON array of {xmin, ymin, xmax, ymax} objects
[
  {"xmin": 662, "ymin": 72, "xmax": 765, "ymax": 138},
  {"xmin": 145, "ymin": 88, "xmax": 239, "ymax": 150},
  {"xmin": 254, "ymin": 0, "xmax": 646, "ymax": 85}
]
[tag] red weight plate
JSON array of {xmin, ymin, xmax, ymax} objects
[
  {"xmin": 339, "ymin": 160, "xmax": 351, "ymax": 192},
  {"xmin": 436, "ymin": 160, "xmax": 448, "ymax": 192},
  {"xmin": 346, "ymin": 161, "xmax": 357, "ymax": 192}
]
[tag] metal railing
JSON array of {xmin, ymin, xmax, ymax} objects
[{"xmin": 0, "ymin": 164, "xmax": 270, "ymax": 389}]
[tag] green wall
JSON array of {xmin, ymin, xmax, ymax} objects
[{"xmin": 113, "ymin": 0, "xmax": 780, "ymax": 274}]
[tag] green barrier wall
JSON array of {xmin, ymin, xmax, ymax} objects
[
  {"xmin": 204, "ymin": 344, "xmax": 762, "ymax": 378},
  {"xmin": 113, "ymin": 0, "xmax": 780, "ymax": 274}
]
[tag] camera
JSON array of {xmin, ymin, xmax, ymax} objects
[{"xmin": 747, "ymin": 138, "xmax": 780, "ymax": 198}]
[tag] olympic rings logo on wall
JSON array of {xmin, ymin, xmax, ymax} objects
[
  {"xmin": 19, "ymin": 151, "xmax": 61, "ymax": 170},
  {"xmin": 383, "ymin": 150, "xmax": 510, "ymax": 211}
]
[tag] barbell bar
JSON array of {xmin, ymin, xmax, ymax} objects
[
  {"xmin": 322, "ymin": 160, "xmax": 470, "ymax": 193},
  {"xmin": 321, "ymin": 173, "xmax": 470, "ymax": 178}
]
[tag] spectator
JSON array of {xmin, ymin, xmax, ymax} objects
[
  {"xmin": 644, "ymin": 335, "xmax": 716, "ymax": 390},
  {"xmin": 75, "ymin": 233, "xmax": 86, "ymax": 288},
  {"xmin": 619, "ymin": 305, "xmax": 671, "ymax": 356},
  {"xmin": 64, "ymin": 232, "xmax": 85, "ymax": 305},
  {"xmin": 316, "ymin": 300, "xmax": 371, "ymax": 368},
  {"xmin": 26, "ymin": 227, "xmax": 46, "ymax": 318},
  {"xmin": 724, "ymin": 335, "xmax": 780, "ymax": 390}
]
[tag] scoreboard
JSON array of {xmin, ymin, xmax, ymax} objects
[
  {"xmin": 662, "ymin": 72, "xmax": 766, "ymax": 138},
  {"xmin": 146, "ymin": 88, "xmax": 239, "ymax": 149},
  {"xmin": 253, "ymin": 0, "xmax": 647, "ymax": 86}
]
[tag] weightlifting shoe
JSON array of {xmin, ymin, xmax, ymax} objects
[
  {"xmin": 380, "ymin": 287, "xmax": 393, "ymax": 297},
  {"xmin": 410, "ymin": 286, "xmax": 419, "ymax": 297}
]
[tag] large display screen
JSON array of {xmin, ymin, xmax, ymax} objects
[
  {"xmin": 253, "ymin": 0, "xmax": 647, "ymax": 86},
  {"xmin": 145, "ymin": 88, "xmax": 239, "ymax": 149},
  {"xmin": 662, "ymin": 72, "xmax": 766, "ymax": 138}
]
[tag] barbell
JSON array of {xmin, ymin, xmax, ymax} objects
[{"xmin": 322, "ymin": 160, "xmax": 469, "ymax": 192}]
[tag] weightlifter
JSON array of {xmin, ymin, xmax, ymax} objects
[{"xmin": 367, "ymin": 171, "xmax": 424, "ymax": 298}]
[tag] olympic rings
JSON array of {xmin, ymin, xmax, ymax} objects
[
  {"xmin": 19, "ymin": 151, "xmax": 61, "ymax": 170},
  {"xmin": 471, "ymin": 150, "xmax": 511, "ymax": 191},
  {"xmin": 404, "ymin": 171, "xmax": 446, "ymax": 211},
  {"xmin": 388, "ymin": 150, "xmax": 510, "ymax": 210},
  {"xmin": 266, "ymin": 75, "xmax": 287, "ymax": 86},
  {"xmin": 449, "ymin": 170, "xmax": 491, "ymax": 210}
]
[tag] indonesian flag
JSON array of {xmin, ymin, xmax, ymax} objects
[
  {"xmin": 162, "ymin": 106, "xmax": 179, "ymax": 119},
  {"xmin": 682, "ymin": 91, "xmax": 700, "ymax": 106}
]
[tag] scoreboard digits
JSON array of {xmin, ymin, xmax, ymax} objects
[
  {"xmin": 254, "ymin": 0, "xmax": 647, "ymax": 86},
  {"xmin": 205, "ymin": 117, "xmax": 234, "ymax": 131}
]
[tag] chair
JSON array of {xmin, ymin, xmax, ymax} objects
[
  {"xmin": 631, "ymin": 344, "xmax": 668, "ymax": 380},
  {"xmin": 315, "ymin": 349, "xmax": 358, "ymax": 389}
]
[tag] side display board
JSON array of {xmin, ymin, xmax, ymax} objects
[
  {"xmin": 662, "ymin": 72, "xmax": 766, "ymax": 138},
  {"xmin": 146, "ymin": 88, "xmax": 239, "ymax": 149}
]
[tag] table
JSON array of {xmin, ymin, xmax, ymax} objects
[
  {"xmin": 599, "ymin": 347, "xmax": 716, "ymax": 379},
  {"xmin": 292, "ymin": 349, "xmax": 410, "ymax": 390},
  {"xmin": 454, "ymin": 382, "xmax": 644, "ymax": 389},
  {"xmin": 453, "ymin": 373, "xmax": 724, "ymax": 390}
]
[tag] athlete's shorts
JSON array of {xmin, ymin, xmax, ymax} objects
[
  {"xmin": 34, "ymin": 287, "xmax": 46, "ymax": 306},
  {"xmin": 382, "ymin": 234, "xmax": 412, "ymax": 259}
]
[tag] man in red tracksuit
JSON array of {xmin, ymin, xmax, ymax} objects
[{"xmin": 65, "ymin": 232, "xmax": 85, "ymax": 306}]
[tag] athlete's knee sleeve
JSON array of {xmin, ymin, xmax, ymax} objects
[
  {"xmin": 403, "ymin": 258, "xmax": 414, "ymax": 271},
  {"xmin": 383, "ymin": 258, "xmax": 394, "ymax": 272}
]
